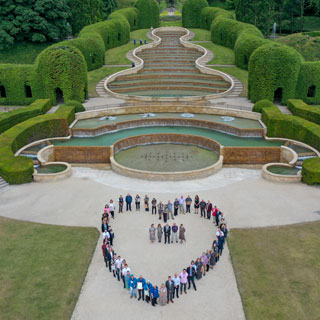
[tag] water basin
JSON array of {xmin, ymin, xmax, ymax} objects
[
  {"xmin": 267, "ymin": 165, "xmax": 300, "ymax": 175},
  {"xmin": 36, "ymin": 164, "xmax": 68, "ymax": 174}
]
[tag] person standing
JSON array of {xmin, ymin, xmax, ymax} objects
[
  {"xmin": 105, "ymin": 247, "xmax": 114, "ymax": 272},
  {"xmin": 158, "ymin": 284, "xmax": 167, "ymax": 306},
  {"xmin": 172, "ymin": 272, "xmax": 180, "ymax": 299},
  {"xmin": 174, "ymin": 198, "xmax": 179, "ymax": 216},
  {"xmin": 194, "ymin": 195, "xmax": 200, "ymax": 214},
  {"xmin": 167, "ymin": 200, "xmax": 174, "ymax": 220},
  {"xmin": 158, "ymin": 201, "xmax": 164, "ymax": 220},
  {"xmin": 109, "ymin": 229, "xmax": 114, "ymax": 246},
  {"xmin": 200, "ymin": 199, "xmax": 206, "ymax": 218},
  {"xmin": 157, "ymin": 223, "xmax": 163, "ymax": 243},
  {"xmin": 179, "ymin": 269, "xmax": 188, "ymax": 295},
  {"xmin": 201, "ymin": 252, "xmax": 208, "ymax": 276},
  {"xmin": 118, "ymin": 195, "xmax": 124, "ymax": 213},
  {"xmin": 185, "ymin": 195, "xmax": 192, "ymax": 213},
  {"xmin": 144, "ymin": 195, "xmax": 149, "ymax": 211},
  {"xmin": 195, "ymin": 257, "xmax": 203, "ymax": 280},
  {"xmin": 206, "ymin": 200, "xmax": 212, "ymax": 220},
  {"xmin": 187, "ymin": 261, "xmax": 197, "ymax": 291},
  {"xmin": 179, "ymin": 195, "xmax": 185, "ymax": 214},
  {"xmin": 145, "ymin": 280, "xmax": 152, "ymax": 303},
  {"xmin": 115, "ymin": 255, "xmax": 123, "ymax": 281},
  {"xmin": 209, "ymin": 249, "xmax": 216, "ymax": 269},
  {"xmin": 125, "ymin": 193, "xmax": 132, "ymax": 211},
  {"xmin": 179, "ymin": 224, "xmax": 186, "ymax": 244},
  {"xmin": 215, "ymin": 209, "xmax": 221, "ymax": 226},
  {"xmin": 149, "ymin": 224, "xmax": 156, "ymax": 243},
  {"xmin": 163, "ymin": 223, "xmax": 171, "ymax": 244},
  {"xmin": 163, "ymin": 204, "xmax": 168, "ymax": 223},
  {"xmin": 111, "ymin": 254, "xmax": 117, "ymax": 278},
  {"xmin": 109, "ymin": 199, "xmax": 115, "ymax": 219},
  {"xmin": 101, "ymin": 218, "xmax": 108, "ymax": 233},
  {"xmin": 151, "ymin": 197, "xmax": 157, "ymax": 215},
  {"xmin": 125, "ymin": 271, "xmax": 131, "ymax": 292},
  {"xmin": 121, "ymin": 263, "xmax": 131, "ymax": 288},
  {"xmin": 135, "ymin": 194, "xmax": 141, "ymax": 211},
  {"xmin": 129, "ymin": 274, "xmax": 137, "ymax": 298},
  {"xmin": 171, "ymin": 223, "xmax": 178, "ymax": 243},
  {"xmin": 137, "ymin": 275, "xmax": 146, "ymax": 301},
  {"xmin": 165, "ymin": 276, "xmax": 174, "ymax": 304},
  {"xmin": 151, "ymin": 285, "xmax": 159, "ymax": 306}
]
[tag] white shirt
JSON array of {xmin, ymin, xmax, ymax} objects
[
  {"xmin": 116, "ymin": 258, "xmax": 123, "ymax": 269},
  {"xmin": 179, "ymin": 198, "xmax": 184, "ymax": 205},
  {"xmin": 102, "ymin": 231, "xmax": 110, "ymax": 240},
  {"xmin": 109, "ymin": 203, "xmax": 115, "ymax": 211},
  {"xmin": 122, "ymin": 267, "xmax": 131, "ymax": 276},
  {"xmin": 172, "ymin": 276, "xmax": 180, "ymax": 286}
]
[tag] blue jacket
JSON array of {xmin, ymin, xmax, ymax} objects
[
  {"xmin": 150, "ymin": 286, "xmax": 159, "ymax": 299},
  {"xmin": 137, "ymin": 277, "xmax": 146, "ymax": 288},
  {"xmin": 125, "ymin": 195, "xmax": 132, "ymax": 203},
  {"xmin": 144, "ymin": 281, "xmax": 152, "ymax": 291},
  {"xmin": 129, "ymin": 276, "xmax": 137, "ymax": 289}
]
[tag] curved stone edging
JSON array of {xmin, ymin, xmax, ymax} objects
[
  {"xmin": 111, "ymin": 133, "xmax": 223, "ymax": 180},
  {"xmin": 103, "ymin": 27, "xmax": 234, "ymax": 102},
  {"xmin": 262, "ymin": 163, "xmax": 302, "ymax": 183}
]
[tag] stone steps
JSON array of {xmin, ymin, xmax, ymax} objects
[{"xmin": 0, "ymin": 176, "xmax": 9, "ymax": 192}]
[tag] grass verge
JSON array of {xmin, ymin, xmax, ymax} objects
[
  {"xmin": 228, "ymin": 221, "xmax": 320, "ymax": 320},
  {"xmin": 160, "ymin": 21, "xmax": 182, "ymax": 27},
  {"xmin": 88, "ymin": 66, "xmax": 127, "ymax": 97},
  {"xmin": 211, "ymin": 66, "xmax": 248, "ymax": 97},
  {"xmin": 0, "ymin": 42, "xmax": 52, "ymax": 64},
  {"xmin": 0, "ymin": 217, "xmax": 99, "ymax": 320},
  {"xmin": 189, "ymin": 28, "xmax": 211, "ymax": 41},
  {"xmin": 200, "ymin": 42, "xmax": 235, "ymax": 65}
]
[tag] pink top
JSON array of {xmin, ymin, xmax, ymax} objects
[
  {"xmin": 179, "ymin": 272, "xmax": 188, "ymax": 284},
  {"xmin": 104, "ymin": 207, "xmax": 110, "ymax": 213}
]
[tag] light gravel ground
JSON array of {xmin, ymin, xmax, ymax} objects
[{"xmin": 0, "ymin": 168, "xmax": 319, "ymax": 320}]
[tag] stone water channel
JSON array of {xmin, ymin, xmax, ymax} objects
[{"xmin": 107, "ymin": 30, "xmax": 231, "ymax": 97}]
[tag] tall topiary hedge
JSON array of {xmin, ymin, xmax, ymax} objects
[
  {"xmin": 182, "ymin": 0, "xmax": 208, "ymax": 28},
  {"xmin": 0, "ymin": 64, "xmax": 45, "ymax": 105},
  {"xmin": 296, "ymin": 62, "xmax": 320, "ymax": 105},
  {"xmin": 211, "ymin": 17, "xmax": 263, "ymax": 49},
  {"xmin": 109, "ymin": 7, "xmax": 139, "ymax": 31},
  {"xmin": 287, "ymin": 99, "xmax": 320, "ymax": 125},
  {"xmin": 234, "ymin": 33, "xmax": 270, "ymax": 70},
  {"xmin": 200, "ymin": 7, "xmax": 234, "ymax": 30},
  {"xmin": 0, "ymin": 103, "xmax": 75, "ymax": 184},
  {"xmin": 0, "ymin": 99, "xmax": 51, "ymax": 134},
  {"xmin": 36, "ymin": 45, "xmax": 88, "ymax": 105},
  {"xmin": 248, "ymin": 43, "xmax": 303, "ymax": 104},
  {"xmin": 135, "ymin": 0, "xmax": 159, "ymax": 29},
  {"xmin": 302, "ymin": 158, "xmax": 320, "ymax": 185}
]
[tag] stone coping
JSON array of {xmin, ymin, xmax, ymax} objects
[
  {"xmin": 280, "ymin": 145, "xmax": 298, "ymax": 165},
  {"xmin": 103, "ymin": 27, "xmax": 234, "ymax": 102},
  {"xmin": 262, "ymin": 163, "xmax": 302, "ymax": 183},
  {"xmin": 33, "ymin": 161, "xmax": 72, "ymax": 182},
  {"xmin": 71, "ymin": 118, "xmax": 265, "ymax": 138}
]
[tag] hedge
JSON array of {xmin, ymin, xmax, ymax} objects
[
  {"xmin": 58, "ymin": 35, "xmax": 105, "ymax": 71},
  {"xmin": 135, "ymin": 0, "xmax": 160, "ymax": 29},
  {"xmin": 287, "ymin": 99, "xmax": 320, "ymax": 125},
  {"xmin": 108, "ymin": 7, "xmax": 139, "ymax": 31},
  {"xmin": 211, "ymin": 17, "xmax": 263, "ymax": 49},
  {"xmin": 234, "ymin": 33, "xmax": 270, "ymax": 70},
  {"xmin": 302, "ymin": 158, "xmax": 320, "ymax": 185},
  {"xmin": 0, "ymin": 103, "xmax": 75, "ymax": 184},
  {"xmin": 248, "ymin": 43, "xmax": 303, "ymax": 104},
  {"xmin": 182, "ymin": 0, "xmax": 208, "ymax": 28},
  {"xmin": 200, "ymin": 7, "xmax": 234, "ymax": 30},
  {"xmin": 36, "ymin": 45, "xmax": 88, "ymax": 105},
  {"xmin": 63, "ymin": 100, "xmax": 86, "ymax": 113},
  {"xmin": 296, "ymin": 62, "xmax": 320, "ymax": 105},
  {"xmin": 0, "ymin": 99, "xmax": 51, "ymax": 134},
  {"xmin": 0, "ymin": 64, "xmax": 45, "ymax": 105}
]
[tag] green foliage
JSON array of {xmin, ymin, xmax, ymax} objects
[
  {"xmin": 0, "ymin": 99, "xmax": 51, "ymax": 134},
  {"xmin": 200, "ymin": 7, "xmax": 234, "ymax": 30},
  {"xmin": 109, "ymin": 7, "xmax": 139, "ymax": 30},
  {"xmin": 0, "ymin": 0, "xmax": 72, "ymax": 50},
  {"xmin": 234, "ymin": 33, "xmax": 270, "ymax": 70},
  {"xmin": 182, "ymin": 0, "xmax": 209, "ymax": 28},
  {"xmin": 0, "ymin": 64, "xmax": 45, "ymax": 105},
  {"xmin": 287, "ymin": 99, "xmax": 320, "ymax": 125},
  {"xmin": 159, "ymin": 0, "xmax": 167, "ymax": 11},
  {"xmin": 0, "ymin": 103, "xmax": 75, "ymax": 184},
  {"xmin": 36, "ymin": 45, "xmax": 88, "ymax": 105},
  {"xmin": 64, "ymin": 100, "xmax": 86, "ymax": 113},
  {"xmin": 296, "ymin": 62, "xmax": 320, "ymax": 104},
  {"xmin": 302, "ymin": 158, "xmax": 320, "ymax": 185},
  {"xmin": 135, "ymin": 0, "xmax": 160, "ymax": 28},
  {"xmin": 248, "ymin": 43, "xmax": 303, "ymax": 104}
]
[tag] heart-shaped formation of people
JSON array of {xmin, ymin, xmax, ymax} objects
[{"xmin": 101, "ymin": 194, "xmax": 228, "ymax": 307}]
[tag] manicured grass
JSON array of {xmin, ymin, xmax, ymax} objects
[
  {"xmin": 200, "ymin": 42, "xmax": 235, "ymax": 65},
  {"xmin": 160, "ymin": 21, "xmax": 182, "ymax": 27},
  {"xmin": 0, "ymin": 217, "xmax": 99, "ymax": 320},
  {"xmin": 88, "ymin": 66, "xmax": 127, "ymax": 97},
  {"xmin": 0, "ymin": 41, "xmax": 52, "ymax": 64},
  {"xmin": 189, "ymin": 28, "xmax": 211, "ymax": 41},
  {"xmin": 212, "ymin": 66, "xmax": 248, "ymax": 97},
  {"xmin": 105, "ymin": 29, "xmax": 149, "ymax": 65},
  {"xmin": 228, "ymin": 221, "xmax": 320, "ymax": 320}
]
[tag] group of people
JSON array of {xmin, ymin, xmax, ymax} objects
[{"xmin": 101, "ymin": 194, "xmax": 228, "ymax": 307}]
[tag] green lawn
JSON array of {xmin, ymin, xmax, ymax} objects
[
  {"xmin": 88, "ymin": 66, "xmax": 127, "ymax": 97},
  {"xmin": 228, "ymin": 221, "xmax": 320, "ymax": 320},
  {"xmin": 189, "ymin": 28, "xmax": 211, "ymax": 41},
  {"xmin": 0, "ymin": 217, "xmax": 99, "ymax": 320},
  {"xmin": 160, "ymin": 21, "xmax": 182, "ymax": 27},
  {"xmin": 0, "ymin": 42, "xmax": 52, "ymax": 64},
  {"xmin": 212, "ymin": 66, "xmax": 248, "ymax": 97},
  {"xmin": 200, "ymin": 42, "xmax": 235, "ymax": 65}
]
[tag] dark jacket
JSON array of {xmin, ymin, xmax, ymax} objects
[
  {"xmin": 163, "ymin": 225, "xmax": 171, "ymax": 234},
  {"xmin": 187, "ymin": 265, "xmax": 196, "ymax": 278},
  {"xmin": 125, "ymin": 195, "xmax": 132, "ymax": 203},
  {"xmin": 165, "ymin": 280, "xmax": 174, "ymax": 292}
]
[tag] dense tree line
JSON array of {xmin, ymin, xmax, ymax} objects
[
  {"xmin": 234, "ymin": 0, "xmax": 320, "ymax": 35},
  {"xmin": 0, "ymin": 0, "xmax": 118, "ymax": 49}
]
